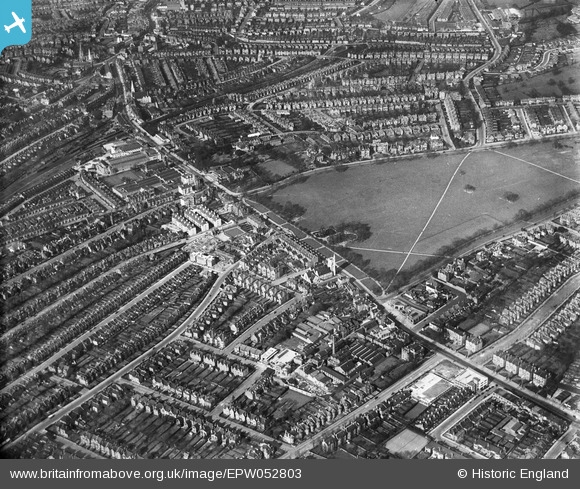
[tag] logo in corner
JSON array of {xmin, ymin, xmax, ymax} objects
[{"xmin": 1, "ymin": 0, "xmax": 32, "ymax": 55}]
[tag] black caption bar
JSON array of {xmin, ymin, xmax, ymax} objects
[{"xmin": 1, "ymin": 460, "xmax": 578, "ymax": 489}]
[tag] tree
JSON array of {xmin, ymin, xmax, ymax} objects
[
  {"xmin": 556, "ymin": 22, "xmax": 577, "ymax": 37},
  {"xmin": 515, "ymin": 209, "xmax": 531, "ymax": 221},
  {"xmin": 504, "ymin": 191, "xmax": 520, "ymax": 203}
]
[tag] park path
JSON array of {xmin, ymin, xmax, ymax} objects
[
  {"xmin": 349, "ymin": 246, "xmax": 450, "ymax": 258},
  {"xmin": 493, "ymin": 150, "xmax": 580, "ymax": 185},
  {"xmin": 386, "ymin": 152, "xmax": 472, "ymax": 291}
]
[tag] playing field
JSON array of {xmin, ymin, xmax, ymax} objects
[
  {"xmin": 384, "ymin": 429, "xmax": 429, "ymax": 458},
  {"xmin": 499, "ymin": 65, "xmax": 580, "ymax": 100},
  {"xmin": 413, "ymin": 143, "xmax": 579, "ymax": 254},
  {"xmin": 374, "ymin": 0, "xmax": 436, "ymax": 23},
  {"xmin": 271, "ymin": 140, "xmax": 580, "ymax": 275},
  {"xmin": 257, "ymin": 158, "xmax": 297, "ymax": 178}
]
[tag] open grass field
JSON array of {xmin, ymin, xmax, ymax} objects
[
  {"xmin": 274, "ymin": 155, "xmax": 461, "ymax": 271},
  {"xmin": 374, "ymin": 0, "xmax": 436, "ymax": 23},
  {"xmin": 384, "ymin": 429, "xmax": 429, "ymax": 458},
  {"xmin": 279, "ymin": 388, "xmax": 312, "ymax": 408},
  {"xmin": 257, "ymin": 158, "xmax": 297, "ymax": 178},
  {"xmin": 528, "ymin": 13, "xmax": 577, "ymax": 43},
  {"xmin": 498, "ymin": 64, "xmax": 580, "ymax": 100},
  {"xmin": 271, "ymin": 139, "xmax": 580, "ymax": 276},
  {"xmin": 413, "ymin": 141, "xmax": 580, "ymax": 254},
  {"xmin": 373, "ymin": 0, "xmax": 409, "ymax": 22}
]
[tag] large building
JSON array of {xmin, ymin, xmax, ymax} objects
[{"xmin": 95, "ymin": 141, "xmax": 159, "ymax": 175}]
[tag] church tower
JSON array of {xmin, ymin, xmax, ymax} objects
[{"xmin": 327, "ymin": 254, "xmax": 337, "ymax": 276}]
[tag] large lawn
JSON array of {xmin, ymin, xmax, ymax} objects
[
  {"xmin": 271, "ymin": 140, "xmax": 580, "ymax": 275},
  {"xmin": 413, "ymin": 143, "xmax": 579, "ymax": 255},
  {"xmin": 374, "ymin": 0, "xmax": 435, "ymax": 22},
  {"xmin": 276, "ymin": 155, "xmax": 461, "ymax": 271},
  {"xmin": 257, "ymin": 158, "xmax": 297, "ymax": 178},
  {"xmin": 499, "ymin": 64, "xmax": 580, "ymax": 100}
]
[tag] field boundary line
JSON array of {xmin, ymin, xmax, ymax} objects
[
  {"xmin": 493, "ymin": 149, "xmax": 580, "ymax": 184},
  {"xmin": 349, "ymin": 246, "xmax": 451, "ymax": 258},
  {"xmin": 386, "ymin": 152, "xmax": 472, "ymax": 291}
]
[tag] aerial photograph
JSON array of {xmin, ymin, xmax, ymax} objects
[{"xmin": 0, "ymin": 0, "xmax": 579, "ymax": 462}]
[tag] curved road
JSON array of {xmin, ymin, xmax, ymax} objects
[
  {"xmin": 2, "ymin": 262, "xmax": 239, "ymax": 451},
  {"xmin": 464, "ymin": 0, "xmax": 502, "ymax": 84}
]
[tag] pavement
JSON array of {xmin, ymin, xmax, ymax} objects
[
  {"xmin": 544, "ymin": 422, "xmax": 579, "ymax": 459},
  {"xmin": 222, "ymin": 295, "xmax": 303, "ymax": 355},
  {"xmin": 120, "ymin": 376, "xmax": 294, "ymax": 452},
  {"xmin": 0, "ymin": 260, "xmax": 194, "ymax": 395},
  {"xmin": 429, "ymin": 387, "xmax": 496, "ymax": 442},
  {"xmin": 3, "ymin": 201, "xmax": 177, "ymax": 288},
  {"xmin": 389, "ymin": 302, "xmax": 580, "ymax": 422},
  {"xmin": 0, "ymin": 123, "xmax": 77, "ymax": 169},
  {"xmin": 210, "ymin": 366, "xmax": 266, "ymax": 417},
  {"xmin": 54, "ymin": 434, "xmax": 106, "ymax": 459},
  {"xmin": 2, "ymin": 262, "xmax": 238, "ymax": 451},
  {"xmin": 279, "ymin": 354, "xmax": 444, "ymax": 459},
  {"xmin": 472, "ymin": 272, "xmax": 580, "ymax": 366},
  {"xmin": 464, "ymin": 0, "xmax": 502, "ymax": 84},
  {"xmin": 1, "ymin": 238, "xmax": 187, "ymax": 344}
]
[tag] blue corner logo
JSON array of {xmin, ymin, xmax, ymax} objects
[{"xmin": 1, "ymin": 0, "xmax": 32, "ymax": 55}]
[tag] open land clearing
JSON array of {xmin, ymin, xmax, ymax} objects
[
  {"xmin": 373, "ymin": 0, "xmax": 436, "ymax": 23},
  {"xmin": 498, "ymin": 63, "xmax": 580, "ymax": 100},
  {"xmin": 271, "ymin": 139, "xmax": 580, "ymax": 276},
  {"xmin": 528, "ymin": 13, "xmax": 578, "ymax": 44},
  {"xmin": 384, "ymin": 428, "xmax": 429, "ymax": 458},
  {"xmin": 257, "ymin": 158, "xmax": 297, "ymax": 178}
]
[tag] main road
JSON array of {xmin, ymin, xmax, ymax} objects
[
  {"xmin": 222, "ymin": 295, "xmax": 303, "ymax": 355},
  {"xmin": 473, "ymin": 272, "xmax": 580, "ymax": 366},
  {"xmin": 0, "ymin": 238, "xmax": 186, "ymax": 343},
  {"xmin": 464, "ymin": 0, "xmax": 502, "ymax": 84},
  {"xmin": 462, "ymin": 0, "xmax": 503, "ymax": 146},
  {"xmin": 428, "ymin": 386, "xmax": 496, "ymax": 445},
  {"xmin": 544, "ymin": 422, "xmax": 579, "ymax": 459},
  {"xmin": 209, "ymin": 366, "xmax": 267, "ymax": 418},
  {"xmin": 391, "ymin": 309, "xmax": 580, "ymax": 423},
  {"xmin": 0, "ymin": 259, "xmax": 192, "ymax": 395},
  {"xmin": 2, "ymin": 261, "xmax": 239, "ymax": 451},
  {"xmin": 2, "ymin": 199, "xmax": 179, "ymax": 288},
  {"xmin": 119, "ymin": 375, "xmax": 295, "ymax": 452},
  {"xmin": 279, "ymin": 354, "xmax": 444, "ymax": 459}
]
